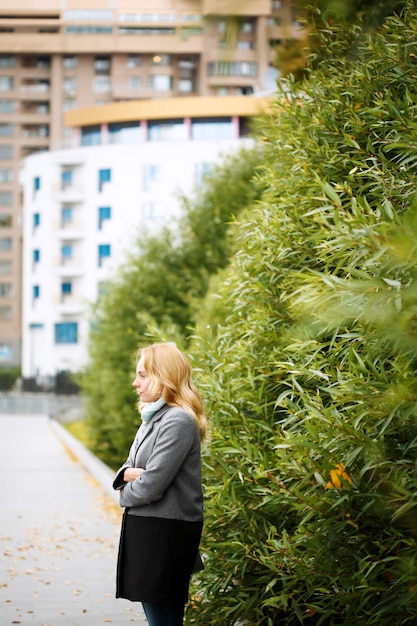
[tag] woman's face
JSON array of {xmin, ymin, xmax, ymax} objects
[{"xmin": 132, "ymin": 356, "xmax": 160, "ymax": 403}]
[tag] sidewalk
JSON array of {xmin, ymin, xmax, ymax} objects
[{"xmin": 0, "ymin": 414, "xmax": 148, "ymax": 626}]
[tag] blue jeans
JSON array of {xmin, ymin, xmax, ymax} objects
[{"xmin": 142, "ymin": 601, "xmax": 185, "ymax": 626}]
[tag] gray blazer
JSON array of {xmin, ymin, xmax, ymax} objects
[{"xmin": 113, "ymin": 404, "xmax": 203, "ymax": 523}]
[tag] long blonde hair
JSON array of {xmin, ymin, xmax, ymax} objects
[{"xmin": 138, "ymin": 342, "xmax": 207, "ymax": 442}]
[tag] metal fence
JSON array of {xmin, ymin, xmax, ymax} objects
[{"xmin": 0, "ymin": 393, "xmax": 84, "ymax": 422}]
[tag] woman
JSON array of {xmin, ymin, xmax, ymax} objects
[{"xmin": 113, "ymin": 342, "xmax": 207, "ymax": 626}]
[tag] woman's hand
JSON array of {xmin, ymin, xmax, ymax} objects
[{"xmin": 123, "ymin": 467, "xmax": 144, "ymax": 482}]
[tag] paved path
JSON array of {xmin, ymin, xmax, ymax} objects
[{"xmin": 0, "ymin": 414, "xmax": 148, "ymax": 626}]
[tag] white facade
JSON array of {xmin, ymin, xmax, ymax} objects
[{"xmin": 20, "ymin": 134, "xmax": 251, "ymax": 379}]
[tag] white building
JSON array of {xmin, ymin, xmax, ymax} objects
[{"xmin": 20, "ymin": 95, "xmax": 270, "ymax": 380}]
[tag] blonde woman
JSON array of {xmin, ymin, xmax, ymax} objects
[{"xmin": 113, "ymin": 343, "xmax": 207, "ymax": 626}]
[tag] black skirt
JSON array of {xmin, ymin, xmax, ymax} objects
[{"xmin": 116, "ymin": 512, "xmax": 203, "ymax": 604}]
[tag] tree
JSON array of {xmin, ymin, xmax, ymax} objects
[{"xmin": 188, "ymin": 3, "xmax": 417, "ymax": 624}]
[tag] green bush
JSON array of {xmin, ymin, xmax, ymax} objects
[
  {"xmin": 188, "ymin": 5, "xmax": 417, "ymax": 624},
  {"xmin": 0, "ymin": 367, "xmax": 21, "ymax": 392}
]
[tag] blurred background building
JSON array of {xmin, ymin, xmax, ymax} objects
[{"xmin": 0, "ymin": 0, "xmax": 303, "ymax": 375}]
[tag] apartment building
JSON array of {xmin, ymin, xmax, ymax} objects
[
  {"xmin": 0, "ymin": 0, "xmax": 302, "ymax": 369},
  {"xmin": 20, "ymin": 95, "xmax": 270, "ymax": 379}
]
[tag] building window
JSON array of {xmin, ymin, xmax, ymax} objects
[
  {"xmin": 0, "ymin": 168, "xmax": 13, "ymax": 182},
  {"xmin": 0, "ymin": 214, "xmax": 11, "ymax": 227},
  {"xmin": 191, "ymin": 117, "xmax": 234, "ymax": 140},
  {"xmin": 61, "ymin": 169, "xmax": 73, "ymax": 190},
  {"xmin": 63, "ymin": 55, "xmax": 78, "ymax": 69},
  {"xmin": 147, "ymin": 120, "xmax": 186, "ymax": 141},
  {"xmin": 178, "ymin": 79, "xmax": 194, "ymax": 93},
  {"xmin": 0, "ymin": 192, "xmax": 12, "ymax": 205},
  {"xmin": 0, "ymin": 145, "xmax": 13, "ymax": 160},
  {"xmin": 0, "ymin": 238, "xmax": 11, "ymax": 251},
  {"xmin": 98, "ymin": 168, "xmax": 111, "ymax": 192},
  {"xmin": 0, "ymin": 77, "xmax": 13, "ymax": 91},
  {"xmin": 0, "ymin": 306, "xmax": 11, "ymax": 320},
  {"xmin": 0, "ymin": 343, "xmax": 12, "ymax": 361},
  {"xmin": 54, "ymin": 322, "xmax": 78, "ymax": 344},
  {"xmin": 149, "ymin": 75, "xmax": 172, "ymax": 91},
  {"xmin": 0, "ymin": 283, "xmax": 12, "ymax": 297},
  {"xmin": 98, "ymin": 244, "xmax": 111, "ymax": 267},
  {"xmin": 0, "ymin": 101, "xmax": 14, "ymax": 113},
  {"xmin": 0, "ymin": 260, "xmax": 11, "ymax": 274},
  {"xmin": 151, "ymin": 54, "xmax": 172, "ymax": 66},
  {"xmin": 33, "ymin": 213, "xmax": 40, "ymax": 229},
  {"xmin": 81, "ymin": 125, "xmax": 101, "ymax": 146},
  {"xmin": 61, "ymin": 244, "xmax": 72, "ymax": 263},
  {"xmin": 33, "ymin": 285, "xmax": 40, "ymax": 299},
  {"xmin": 272, "ymin": 0, "xmax": 282, "ymax": 9},
  {"xmin": 109, "ymin": 122, "xmax": 141, "ymax": 144},
  {"xmin": 0, "ymin": 123, "xmax": 13, "ymax": 136},
  {"xmin": 127, "ymin": 54, "xmax": 141, "ymax": 67},
  {"xmin": 0, "ymin": 55, "xmax": 14, "ymax": 67},
  {"xmin": 34, "ymin": 176, "xmax": 41, "ymax": 192},
  {"xmin": 142, "ymin": 201, "xmax": 156, "ymax": 222},
  {"xmin": 63, "ymin": 77, "xmax": 77, "ymax": 95},
  {"xmin": 142, "ymin": 164, "xmax": 160, "ymax": 191},
  {"xmin": 61, "ymin": 281, "xmax": 72, "ymax": 296},
  {"xmin": 93, "ymin": 76, "xmax": 111, "ymax": 93},
  {"xmin": 208, "ymin": 61, "xmax": 258, "ymax": 77},
  {"xmin": 127, "ymin": 76, "xmax": 141, "ymax": 90},
  {"xmin": 64, "ymin": 9, "xmax": 112, "ymax": 21},
  {"xmin": 63, "ymin": 100, "xmax": 76, "ymax": 111},
  {"xmin": 61, "ymin": 206, "xmax": 73, "ymax": 227},
  {"xmin": 98, "ymin": 206, "xmax": 111, "ymax": 229},
  {"xmin": 66, "ymin": 25, "xmax": 113, "ymax": 34},
  {"xmin": 94, "ymin": 57, "xmax": 111, "ymax": 74},
  {"xmin": 33, "ymin": 249, "xmax": 40, "ymax": 265}
]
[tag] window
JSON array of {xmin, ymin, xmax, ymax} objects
[
  {"xmin": 142, "ymin": 164, "xmax": 160, "ymax": 190},
  {"xmin": 63, "ymin": 100, "xmax": 76, "ymax": 111},
  {"xmin": 149, "ymin": 75, "xmax": 172, "ymax": 91},
  {"xmin": 61, "ymin": 206, "xmax": 73, "ymax": 227},
  {"xmin": 81, "ymin": 125, "xmax": 101, "ymax": 146},
  {"xmin": 93, "ymin": 76, "xmax": 111, "ymax": 93},
  {"xmin": 0, "ymin": 343, "xmax": 12, "ymax": 360},
  {"xmin": 33, "ymin": 249, "xmax": 40, "ymax": 264},
  {"xmin": 33, "ymin": 213, "xmax": 40, "ymax": 228},
  {"xmin": 272, "ymin": 0, "xmax": 282, "ymax": 9},
  {"xmin": 61, "ymin": 169, "xmax": 73, "ymax": 190},
  {"xmin": 128, "ymin": 76, "xmax": 141, "ymax": 90},
  {"xmin": 0, "ymin": 77, "xmax": 13, "ymax": 91},
  {"xmin": 98, "ymin": 244, "xmax": 111, "ymax": 267},
  {"xmin": 0, "ymin": 168, "xmax": 13, "ymax": 182},
  {"xmin": 151, "ymin": 54, "xmax": 172, "ymax": 66},
  {"xmin": 33, "ymin": 285, "xmax": 40, "ymax": 299},
  {"xmin": 0, "ymin": 145, "xmax": 13, "ymax": 160},
  {"xmin": 0, "ymin": 55, "xmax": 14, "ymax": 67},
  {"xmin": 179, "ymin": 79, "xmax": 193, "ymax": 93},
  {"xmin": 0, "ymin": 192, "xmax": 12, "ymax": 206},
  {"xmin": 0, "ymin": 214, "xmax": 11, "ymax": 227},
  {"xmin": 0, "ymin": 238, "xmax": 11, "ymax": 251},
  {"xmin": 0, "ymin": 123, "xmax": 13, "ymax": 136},
  {"xmin": 98, "ymin": 206, "xmax": 111, "ymax": 229},
  {"xmin": 61, "ymin": 281, "xmax": 72, "ymax": 296},
  {"xmin": 192, "ymin": 117, "xmax": 234, "ymax": 140},
  {"xmin": 94, "ymin": 57, "xmax": 111, "ymax": 74},
  {"xmin": 0, "ymin": 306, "xmax": 11, "ymax": 320},
  {"xmin": 63, "ymin": 77, "xmax": 77, "ymax": 95},
  {"xmin": 147, "ymin": 120, "xmax": 186, "ymax": 141},
  {"xmin": 109, "ymin": 122, "xmax": 141, "ymax": 144},
  {"xmin": 127, "ymin": 54, "xmax": 141, "ymax": 67},
  {"xmin": 61, "ymin": 244, "xmax": 72, "ymax": 263},
  {"xmin": 0, "ymin": 260, "xmax": 11, "ymax": 274},
  {"xmin": 34, "ymin": 176, "xmax": 41, "ymax": 192},
  {"xmin": 66, "ymin": 26, "xmax": 113, "ymax": 34},
  {"xmin": 98, "ymin": 168, "xmax": 111, "ymax": 192},
  {"xmin": 0, "ymin": 100, "xmax": 14, "ymax": 113},
  {"xmin": 64, "ymin": 9, "xmax": 112, "ymax": 20},
  {"xmin": 142, "ymin": 201, "xmax": 156, "ymax": 221},
  {"xmin": 63, "ymin": 55, "xmax": 78, "ymax": 69},
  {"xmin": 0, "ymin": 283, "xmax": 11, "ymax": 297},
  {"xmin": 54, "ymin": 322, "xmax": 78, "ymax": 344}
]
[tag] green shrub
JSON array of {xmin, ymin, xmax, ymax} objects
[
  {"xmin": 0, "ymin": 367, "xmax": 21, "ymax": 392},
  {"xmin": 188, "ymin": 5, "xmax": 417, "ymax": 624}
]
